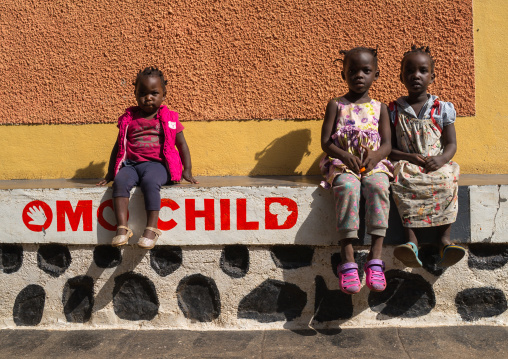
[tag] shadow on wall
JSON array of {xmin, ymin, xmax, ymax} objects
[
  {"xmin": 306, "ymin": 154, "xmax": 323, "ymax": 176},
  {"xmin": 73, "ymin": 161, "xmax": 106, "ymax": 179},
  {"xmin": 249, "ymin": 129, "xmax": 312, "ymax": 176}
]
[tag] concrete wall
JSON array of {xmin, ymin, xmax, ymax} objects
[
  {"xmin": 0, "ymin": 178, "xmax": 479, "ymax": 246},
  {"xmin": 1, "ymin": 243, "xmax": 507, "ymax": 329},
  {"xmin": 0, "ymin": 178, "xmax": 507, "ymax": 329},
  {"xmin": 1, "ymin": 0, "xmax": 507, "ymax": 331},
  {"xmin": 3, "ymin": 0, "xmax": 508, "ymax": 179}
]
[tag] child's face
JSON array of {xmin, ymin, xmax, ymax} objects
[
  {"xmin": 400, "ymin": 53, "xmax": 435, "ymax": 94},
  {"xmin": 134, "ymin": 76, "xmax": 166, "ymax": 116},
  {"xmin": 341, "ymin": 51, "xmax": 379, "ymax": 94}
]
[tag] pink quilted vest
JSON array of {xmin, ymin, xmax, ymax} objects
[{"xmin": 113, "ymin": 105, "xmax": 183, "ymax": 182}]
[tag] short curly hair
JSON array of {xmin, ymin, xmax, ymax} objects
[
  {"xmin": 401, "ymin": 45, "xmax": 435, "ymax": 71},
  {"xmin": 133, "ymin": 66, "xmax": 168, "ymax": 93},
  {"xmin": 334, "ymin": 47, "xmax": 379, "ymax": 69}
]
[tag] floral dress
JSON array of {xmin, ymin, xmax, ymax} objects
[
  {"xmin": 389, "ymin": 96, "xmax": 460, "ymax": 227},
  {"xmin": 320, "ymin": 97, "xmax": 393, "ymax": 189}
]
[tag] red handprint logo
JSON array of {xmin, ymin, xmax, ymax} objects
[{"xmin": 22, "ymin": 201, "xmax": 53, "ymax": 232}]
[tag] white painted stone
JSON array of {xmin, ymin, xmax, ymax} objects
[
  {"xmin": 2, "ymin": 180, "xmax": 508, "ymax": 245},
  {"xmin": 0, "ymin": 186, "xmax": 336, "ymax": 245},
  {"xmin": 0, "ymin": 246, "xmax": 506, "ymax": 330},
  {"xmin": 470, "ymin": 185, "xmax": 508, "ymax": 243}
]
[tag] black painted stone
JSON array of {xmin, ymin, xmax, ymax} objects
[
  {"xmin": 455, "ymin": 287, "xmax": 508, "ymax": 321},
  {"xmin": 113, "ymin": 272, "xmax": 159, "ymax": 321},
  {"xmin": 150, "ymin": 246, "xmax": 182, "ymax": 277},
  {"xmin": 368, "ymin": 270, "xmax": 435, "ymax": 318},
  {"xmin": 468, "ymin": 244, "xmax": 508, "ymax": 270},
  {"xmin": 270, "ymin": 245, "xmax": 314, "ymax": 269},
  {"xmin": 238, "ymin": 279, "xmax": 307, "ymax": 322},
  {"xmin": 93, "ymin": 246, "xmax": 121, "ymax": 268},
  {"xmin": 0, "ymin": 244, "xmax": 23, "ymax": 274},
  {"xmin": 62, "ymin": 276, "xmax": 94, "ymax": 323},
  {"xmin": 13, "ymin": 284, "xmax": 45, "ymax": 326},
  {"xmin": 331, "ymin": 251, "xmax": 368, "ymax": 281},
  {"xmin": 37, "ymin": 244, "xmax": 71, "ymax": 277},
  {"xmin": 220, "ymin": 245, "xmax": 249, "ymax": 278},
  {"xmin": 177, "ymin": 274, "xmax": 221, "ymax": 322},
  {"xmin": 314, "ymin": 276, "xmax": 353, "ymax": 322},
  {"xmin": 418, "ymin": 245, "xmax": 445, "ymax": 276}
]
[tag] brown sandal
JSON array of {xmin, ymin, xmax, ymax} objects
[
  {"xmin": 137, "ymin": 227, "xmax": 162, "ymax": 249},
  {"xmin": 112, "ymin": 225, "xmax": 133, "ymax": 247},
  {"xmin": 437, "ymin": 243, "xmax": 466, "ymax": 267}
]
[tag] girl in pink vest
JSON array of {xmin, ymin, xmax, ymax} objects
[{"xmin": 97, "ymin": 67, "xmax": 197, "ymax": 249}]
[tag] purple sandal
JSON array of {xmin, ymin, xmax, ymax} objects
[
  {"xmin": 364, "ymin": 259, "xmax": 386, "ymax": 292},
  {"xmin": 338, "ymin": 262, "xmax": 361, "ymax": 295}
]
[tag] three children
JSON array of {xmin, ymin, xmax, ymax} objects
[{"xmin": 99, "ymin": 46, "xmax": 463, "ymax": 295}]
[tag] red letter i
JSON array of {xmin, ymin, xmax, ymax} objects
[{"xmin": 220, "ymin": 199, "xmax": 231, "ymax": 230}]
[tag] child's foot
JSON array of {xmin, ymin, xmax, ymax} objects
[
  {"xmin": 437, "ymin": 243, "xmax": 466, "ymax": 267},
  {"xmin": 142, "ymin": 228, "xmax": 156, "ymax": 239},
  {"xmin": 138, "ymin": 227, "xmax": 162, "ymax": 250},
  {"xmin": 364, "ymin": 259, "xmax": 386, "ymax": 292},
  {"xmin": 112, "ymin": 225, "xmax": 133, "ymax": 247},
  {"xmin": 338, "ymin": 262, "xmax": 361, "ymax": 295},
  {"xmin": 393, "ymin": 242, "xmax": 422, "ymax": 267}
]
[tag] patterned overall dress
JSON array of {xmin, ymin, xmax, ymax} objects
[{"xmin": 390, "ymin": 99, "xmax": 460, "ymax": 227}]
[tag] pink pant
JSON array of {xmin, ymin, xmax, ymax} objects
[{"xmin": 332, "ymin": 172, "xmax": 390, "ymax": 240}]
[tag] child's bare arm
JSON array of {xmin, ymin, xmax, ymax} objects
[
  {"xmin": 97, "ymin": 140, "xmax": 119, "ymax": 186},
  {"xmin": 424, "ymin": 123, "xmax": 457, "ymax": 171},
  {"xmin": 361, "ymin": 103, "xmax": 392, "ymax": 172},
  {"xmin": 321, "ymin": 99, "xmax": 362, "ymax": 173},
  {"xmin": 175, "ymin": 131, "xmax": 198, "ymax": 184}
]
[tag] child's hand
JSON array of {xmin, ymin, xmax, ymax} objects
[
  {"xmin": 182, "ymin": 168, "xmax": 199, "ymax": 184},
  {"xmin": 424, "ymin": 155, "xmax": 447, "ymax": 172},
  {"xmin": 96, "ymin": 178, "xmax": 111, "ymax": 186},
  {"xmin": 341, "ymin": 152, "xmax": 362, "ymax": 173},
  {"xmin": 360, "ymin": 145, "xmax": 382, "ymax": 174},
  {"xmin": 407, "ymin": 153, "xmax": 426, "ymax": 167}
]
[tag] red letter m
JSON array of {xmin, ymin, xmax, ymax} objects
[{"xmin": 57, "ymin": 200, "xmax": 93, "ymax": 232}]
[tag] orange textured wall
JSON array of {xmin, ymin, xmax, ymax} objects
[{"xmin": 0, "ymin": 0, "xmax": 473, "ymax": 124}]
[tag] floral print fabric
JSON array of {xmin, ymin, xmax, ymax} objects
[
  {"xmin": 320, "ymin": 97, "xmax": 393, "ymax": 189},
  {"xmin": 333, "ymin": 173, "xmax": 390, "ymax": 239},
  {"xmin": 391, "ymin": 99, "xmax": 460, "ymax": 227}
]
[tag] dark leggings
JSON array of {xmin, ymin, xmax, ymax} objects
[{"xmin": 112, "ymin": 161, "xmax": 169, "ymax": 211}]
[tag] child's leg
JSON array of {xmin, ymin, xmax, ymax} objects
[
  {"xmin": 113, "ymin": 197, "xmax": 130, "ymax": 234},
  {"xmin": 332, "ymin": 173, "xmax": 361, "ymax": 263},
  {"xmin": 340, "ymin": 238, "xmax": 355, "ymax": 263},
  {"xmin": 333, "ymin": 173, "xmax": 363, "ymax": 294},
  {"xmin": 368, "ymin": 235, "xmax": 384, "ymax": 260},
  {"xmin": 361, "ymin": 173, "xmax": 389, "ymax": 291},
  {"xmin": 112, "ymin": 165, "xmax": 139, "ymax": 235},
  {"xmin": 137, "ymin": 162, "xmax": 169, "ymax": 240},
  {"xmin": 436, "ymin": 223, "xmax": 465, "ymax": 267},
  {"xmin": 361, "ymin": 173, "xmax": 390, "ymax": 259},
  {"xmin": 405, "ymin": 227, "xmax": 419, "ymax": 246},
  {"xmin": 438, "ymin": 223, "xmax": 452, "ymax": 246}
]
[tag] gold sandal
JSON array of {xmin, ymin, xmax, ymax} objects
[
  {"xmin": 112, "ymin": 225, "xmax": 133, "ymax": 247},
  {"xmin": 137, "ymin": 227, "xmax": 162, "ymax": 249}
]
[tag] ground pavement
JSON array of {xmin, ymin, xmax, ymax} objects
[{"xmin": 0, "ymin": 326, "xmax": 506, "ymax": 358}]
